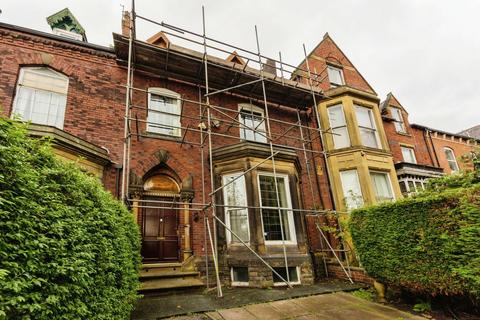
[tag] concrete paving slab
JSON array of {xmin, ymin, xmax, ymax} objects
[
  {"xmin": 217, "ymin": 307, "xmax": 256, "ymax": 320},
  {"xmin": 269, "ymin": 299, "xmax": 310, "ymax": 318},
  {"xmin": 244, "ymin": 303, "xmax": 286, "ymax": 319}
]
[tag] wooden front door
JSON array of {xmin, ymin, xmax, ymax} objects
[{"xmin": 141, "ymin": 200, "xmax": 179, "ymax": 262}]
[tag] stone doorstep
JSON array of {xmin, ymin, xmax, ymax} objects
[
  {"xmin": 140, "ymin": 277, "xmax": 204, "ymax": 291},
  {"xmin": 140, "ymin": 262, "xmax": 204, "ymax": 292}
]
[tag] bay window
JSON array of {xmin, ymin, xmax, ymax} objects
[
  {"xmin": 147, "ymin": 88, "xmax": 181, "ymax": 136},
  {"xmin": 258, "ymin": 173, "xmax": 296, "ymax": 244},
  {"xmin": 327, "ymin": 104, "xmax": 350, "ymax": 149},
  {"xmin": 355, "ymin": 105, "xmax": 380, "ymax": 149},
  {"xmin": 12, "ymin": 67, "xmax": 69, "ymax": 129},
  {"xmin": 222, "ymin": 173, "xmax": 250, "ymax": 243},
  {"xmin": 339, "ymin": 170, "xmax": 364, "ymax": 210},
  {"xmin": 370, "ymin": 171, "xmax": 395, "ymax": 203}
]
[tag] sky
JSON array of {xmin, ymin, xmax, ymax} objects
[{"xmin": 1, "ymin": 0, "xmax": 478, "ymax": 133}]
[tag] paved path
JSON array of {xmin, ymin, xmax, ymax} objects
[
  {"xmin": 168, "ymin": 292, "xmax": 425, "ymax": 320},
  {"xmin": 133, "ymin": 280, "xmax": 363, "ymax": 319}
]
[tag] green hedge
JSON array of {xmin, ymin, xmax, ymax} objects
[
  {"xmin": 349, "ymin": 172, "xmax": 480, "ymax": 299},
  {"xmin": 0, "ymin": 118, "xmax": 141, "ymax": 319}
]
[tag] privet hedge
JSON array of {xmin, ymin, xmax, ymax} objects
[
  {"xmin": 0, "ymin": 118, "xmax": 141, "ymax": 319},
  {"xmin": 349, "ymin": 168, "xmax": 480, "ymax": 299}
]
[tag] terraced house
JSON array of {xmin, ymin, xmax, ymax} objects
[{"xmin": 0, "ymin": 7, "xmax": 477, "ymax": 292}]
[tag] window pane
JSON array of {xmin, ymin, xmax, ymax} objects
[
  {"xmin": 355, "ymin": 106, "xmax": 374, "ymax": 128},
  {"xmin": 359, "ymin": 127, "xmax": 378, "ymax": 148},
  {"xmin": 399, "ymin": 181, "xmax": 407, "ymax": 195},
  {"xmin": 273, "ymin": 267, "xmax": 299, "ymax": 283},
  {"xmin": 327, "ymin": 66, "xmax": 343, "ymax": 85},
  {"xmin": 332, "ymin": 127, "xmax": 350, "ymax": 148},
  {"xmin": 13, "ymin": 68, "xmax": 68, "ymax": 129},
  {"xmin": 262, "ymin": 209, "xmax": 290, "ymax": 241},
  {"xmin": 232, "ymin": 267, "xmax": 249, "ymax": 283},
  {"xmin": 223, "ymin": 174, "xmax": 249, "ymax": 243},
  {"xmin": 259, "ymin": 175, "xmax": 293, "ymax": 242},
  {"xmin": 340, "ymin": 170, "xmax": 363, "ymax": 209},
  {"xmin": 370, "ymin": 172, "xmax": 394, "ymax": 202},
  {"xmin": 327, "ymin": 105, "xmax": 345, "ymax": 127},
  {"xmin": 240, "ymin": 110, "xmax": 266, "ymax": 143},
  {"xmin": 401, "ymin": 147, "xmax": 416, "ymax": 163},
  {"xmin": 391, "ymin": 108, "xmax": 406, "ymax": 133},
  {"xmin": 147, "ymin": 93, "xmax": 181, "ymax": 136},
  {"xmin": 444, "ymin": 149, "xmax": 459, "ymax": 171},
  {"xmin": 415, "ymin": 181, "xmax": 423, "ymax": 192}
]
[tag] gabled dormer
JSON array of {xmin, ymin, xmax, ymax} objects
[
  {"xmin": 295, "ymin": 33, "xmax": 375, "ymax": 94},
  {"xmin": 146, "ymin": 31, "xmax": 171, "ymax": 48},
  {"xmin": 380, "ymin": 92, "xmax": 409, "ymax": 135},
  {"xmin": 226, "ymin": 51, "xmax": 246, "ymax": 66},
  {"xmin": 46, "ymin": 8, "xmax": 87, "ymax": 42}
]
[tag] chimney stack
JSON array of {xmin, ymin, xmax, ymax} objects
[
  {"xmin": 121, "ymin": 11, "xmax": 131, "ymax": 37},
  {"xmin": 263, "ymin": 58, "xmax": 277, "ymax": 76}
]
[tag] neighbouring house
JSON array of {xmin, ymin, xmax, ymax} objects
[
  {"xmin": 381, "ymin": 93, "xmax": 479, "ymax": 196},
  {"xmin": 0, "ymin": 7, "xmax": 478, "ymax": 291},
  {"xmin": 459, "ymin": 124, "xmax": 480, "ymax": 140}
]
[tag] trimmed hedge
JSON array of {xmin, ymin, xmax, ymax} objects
[
  {"xmin": 0, "ymin": 118, "xmax": 141, "ymax": 319},
  {"xmin": 349, "ymin": 170, "xmax": 480, "ymax": 299}
]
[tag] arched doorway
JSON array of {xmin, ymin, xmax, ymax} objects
[{"xmin": 141, "ymin": 174, "xmax": 180, "ymax": 263}]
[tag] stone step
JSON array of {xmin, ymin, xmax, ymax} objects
[
  {"xmin": 140, "ymin": 270, "xmax": 199, "ymax": 279},
  {"xmin": 141, "ymin": 262, "xmax": 183, "ymax": 273},
  {"xmin": 140, "ymin": 277, "xmax": 204, "ymax": 292}
]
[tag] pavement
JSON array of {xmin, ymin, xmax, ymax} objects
[
  {"xmin": 132, "ymin": 280, "xmax": 364, "ymax": 320},
  {"xmin": 203, "ymin": 292, "xmax": 426, "ymax": 320}
]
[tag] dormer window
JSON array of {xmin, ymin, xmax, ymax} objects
[
  {"xmin": 391, "ymin": 107, "xmax": 406, "ymax": 133},
  {"xmin": 327, "ymin": 65, "xmax": 344, "ymax": 87}
]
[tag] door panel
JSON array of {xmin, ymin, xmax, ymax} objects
[{"xmin": 141, "ymin": 200, "xmax": 179, "ymax": 262}]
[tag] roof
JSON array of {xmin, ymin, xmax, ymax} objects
[
  {"xmin": 0, "ymin": 21, "xmax": 114, "ymax": 55},
  {"xmin": 411, "ymin": 123, "xmax": 480, "ymax": 142},
  {"xmin": 459, "ymin": 124, "xmax": 480, "ymax": 139},
  {"xmin": 113, "ymin": 33, "xmax": 325, "ymax": 109},
  {"xmin": 46, "ymin": 8, "xmax": 87, "ymax": 41}
]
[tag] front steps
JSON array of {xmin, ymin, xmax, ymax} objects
[{"xmin": 140, "ymin": 262, "xmax": 204, "ymax": 292}]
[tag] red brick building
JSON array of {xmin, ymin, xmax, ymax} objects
[
  {"xmin": 1, "ymin": 8, "xmax": 477, "ymax": 291},
  {"xmin": 381, "ymin": 92, "xmax": 478, "ymax": 195}
]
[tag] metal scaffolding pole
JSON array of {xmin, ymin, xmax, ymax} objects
[
  {"xmin": 255, "ymin": 26, "xmax": 290, "ymax": 286},
  {"xmin": 202, "ymin": 6, "xmax": 223, "ymax": 298},
  {"xmin": 120, "ymin": 0, "xmax": 135, "ymax": 201}
]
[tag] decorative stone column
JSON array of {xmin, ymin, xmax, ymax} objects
[{"xmin": 181, "ymin": 174, "xmax": 194, "ymax": 261}]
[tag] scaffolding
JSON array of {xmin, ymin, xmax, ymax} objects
[{"xmin": 120, "ymin": 1, "xmax": 353, "ymax": 297}]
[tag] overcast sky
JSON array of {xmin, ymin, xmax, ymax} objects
[{"xmin": 1, "ymin": 0, "xmax": 478, "ymax": 133}]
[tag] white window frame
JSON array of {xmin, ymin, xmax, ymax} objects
[
  {"xmin": 444, "ymin": 147, "xmax": 459, "ymax": 172},
  {"xmin": 12, "ymin": 67, "xmax": 69, "ymax": 129},
  {"xmin": 230, "ymin": 267, "xmax": 249, "ymax": 287},
  {"xmin": 370, "ymin": 170, "xmax": 396, "ymax": 203},
  {"xmin": 272, "ymin": 266, "xmax": 301, "ymax": 286},
  {"xmin": 399, "ymin": 176, "xmax": 427, "ymax": 196},
  {"xmin": 257, "ymin": 172, "xmax": 296, "ymax": 245},
  {"xmin": 327, "ymin": 65, "xmax": 344, "ymax": 87},
  {"xmin": 238, "ymin": 103, "xmax": 267, "ymax": 143},
  {"xmin": 355, "ymin": 105, "xmax": 381, "ymax": 149},
  {"xmin": 327, "ymin": 104, "xmax": 350, "ymax": 149},
  {"xmin": 339, "ymin": 169, "xmax": 364, "ymax": 210},
  {"xmin": 222, "ymin": 172, "xmax": 250, "ymax": 244},
  {"xmin": 391, "ymin": 107, "xmax": 406, "ymax": 133},
  {"xmin": 147, "ymin": 87, "xmax": 182, "ymax": 137},
  {"xmin": 401, "ymin": 146, "xmax": 417, "ymax": 164}
]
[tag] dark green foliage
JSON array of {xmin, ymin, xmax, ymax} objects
[
  {"xmin": 0, "ymin": 118, "xmax": 141, "ymax": 319},
  {"xmin": 349, "ymin": 167, "xmax": 480, "ymax": 300}
]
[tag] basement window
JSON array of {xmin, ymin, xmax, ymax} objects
[
  {"xmin": 231, "ymin": 267, "xmax": 249, "ymax": 286},
  {"xmin": 272, "ymin": 267, "xmax": 300, "ymax": 286}
]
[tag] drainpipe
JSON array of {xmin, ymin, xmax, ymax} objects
[{"xmin": 426, "ymin": 129, "xmax": 440, "ymax": 167}]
